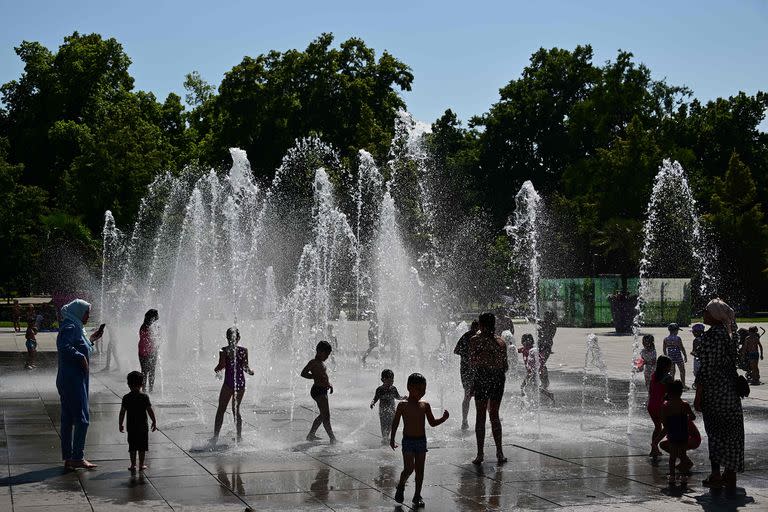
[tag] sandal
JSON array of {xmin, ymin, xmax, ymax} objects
[{"xmin": 702, "ymin": 474, "xmax": 723, "ymax": 488}]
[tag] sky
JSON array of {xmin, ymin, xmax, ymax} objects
[{"xmin": 1, "ymin": 0, "xmax": 767, "ymax": 129}]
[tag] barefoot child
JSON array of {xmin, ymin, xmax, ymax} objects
[
  {"xmin": 119, "ymin": 371, "xmax": 157, "ymax": 472},
  {"xmin": 212, "ymin": 327, "xmax": 254, "ymax": 445},
  {"xmin": 518, "ymin": 334, "xmax": 554, "ymax": 403},
  {"xmin": 661, "ymin": 380, "xmax": 696, "ymax": 486},
  {"xmin": 743, "ymin": 326, "xmax": 764, "ymax": 385},
  {"xmin": 24, "ymin": 320, "xmax": 38, "ymax": 369},
  {"xmin": 301, "ymin": 340, "xmax": 336, "ymax": 443},
  {"xmin": 647, "ymin": 355, "xmax": 673, "ymax": 459},
  {"xmin": 639, "ymin": 335, "xmax": 657, "ymax": 391},
  {"xmin": 370, "ymin": 369, "xmax": 404, "ymax": 443},
  {"xmin": 390, "ymin": 373, "xmax": 449, "ymax": 508},
  {"xmin": 663, "ymin": 323, "xmax": 688, "ymax": 389}
]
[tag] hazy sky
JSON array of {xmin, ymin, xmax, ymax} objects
[{"xmin": 1, "ymin": 0, "xmax": 767, "ymax": 128}]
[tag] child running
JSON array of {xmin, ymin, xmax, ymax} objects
[
  {"xmin": 24, "ymin": 320, "xmax": 38, "ymax": 369},
  {"xmin": 648, "ymin": 355, "xmax": 673, "ymax": 459},
  {"xmin": 119, "ymin": 371, "xmax": 157, "ymax": 472},
  {"xmin": 661, "ymin": 380, "xmax": 696, "ymax": 486},
  {"xmin": 663, "ymin": 323, "xmax": 688, "ymax": 389},
  {"xmin": 690, "ymin": 323, "xmax": 705, "ymax": 388},
  {"xmin": 640, "ymin": 334, "xmax": 657, "ymax": 391},
  {"xmin": 390, "ymin": 373, "xmax": 449, "ymax": 508},
  {"xmin": 370, "ymin": 369, "xmax": 404, "ymax": 444},
  {"xmin": 301, "ymin": 340, "xmax": 336, "ymax": 444},
  {"xmin": 212, "ymin": 327, "xmax": 254, "ymax": 445}
]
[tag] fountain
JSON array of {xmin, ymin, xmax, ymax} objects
[
  {"xmin": 581, "ymin": 333, "xmax": 610, "ymax": 430},
  {"xmin": 627, "ymin": 159, "xmax": 717, "ymax": 433}
]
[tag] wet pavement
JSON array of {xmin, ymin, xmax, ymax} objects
[{"xmin": 1, "ymin": 333, "xmax": 767, "ymax": 511}]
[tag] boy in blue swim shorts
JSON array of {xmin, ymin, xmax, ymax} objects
[{"xmin": 390, "ymin": 373, "xmax": 449, "ymax": 508}]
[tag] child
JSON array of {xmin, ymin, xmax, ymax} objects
[
  {"xmin": 640, "ymin": 334, "xmax": 657, "ymax": 391},
  {"xmin": 390, "ymin": 373, "xmax": 449, "ymax": 508},
  {"xmin": 12, "ymin": 300, "xmax": 21, "ymax": 332},
  {"xmin": 119, "ymin": 371, "xmax": 157, "ymax": 472},
  {"xmin": 24, "ymin": 320, "xmax": 38, "ymax": 369},
  {"xmin": 743, "ymin": 326, "xmax": 764, "ymax": 385},
  {"xmin": 661, "ymin": 380, "xmax": 696, "ymax": 486},
  {"xmin": 647, "ymin": 355, "xmax": 673, "ymax": 459},
  {"xmin": 690, "ymin": 323, "xmax": 705, "ymax": 388},
  {"xmin": 518, "ymin": 334, "xmax": 554, "ymax": 402},
  {"xmin": 370, "ymin": 369, "xmax": 404, "ymax": 444},
  {"xmin": 663, "ymin": 323, "xmax": 688, "ymax": 389},
  {"xmin": 300, "ymin": 340, "xmax": 336, "ymax": 443},
  {"xmin": 212, "ymin": 327, "xmax": 254, "ymax": 445}
]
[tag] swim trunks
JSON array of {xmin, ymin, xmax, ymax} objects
[
  {"xmin": 25, "ymin": 339, "xmax": 37, "ymax": 351},
  {"xmin": 401, "ymin": 435, "xmax": 428, "ymax": 453},
  {"xmin": 310, "ymin": 385, "xmax": 328, "ymax": 400}
]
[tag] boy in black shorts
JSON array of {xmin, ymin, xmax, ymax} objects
[
  {"xmin": 390, "ymin": 373, "xmax": 449, "ymax": 508},
  {"xmin": 119, "ymin": 371, "xmax": 157, "ymax": 472},
  {"xmin": 300, "ymin": 340, "xmax": 337, "ymax": 443}
]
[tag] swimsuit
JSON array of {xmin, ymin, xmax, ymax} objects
[
  {"xmin": 666, "ymin": 413, "xmax": 689, "ymax": 444},
  {"xmin": 665, "ymin": 336, "xmax": 684, "ymax": 364},
  {"xmin": 401, "ymin": 435, "xmax": 428, "ymax": 453},
  {"xmin": 310, "ymin": 384, "xmax": 328, "ymax": 400},
  {"xmin": 473, "ymin": 368, "xmax": 506, "ymax": 402},
  {"xmin": 222, "ymin": 346, "xmax": 247, "ymax": 390},
  {"xmin": 26, "ymin": 339, "xmax": 37, "ymax": 351}
]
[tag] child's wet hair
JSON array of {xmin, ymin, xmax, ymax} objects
[
  {"xmin": 478, "ymin": 312, "xmax": 496, "ymax": 333},
  {"xmin": 642, "ymin": 334, "xmax": 655, "ymax": 346},
  {"xmin": 316, "ymin": 340, "xmax": 333, "ymax": 353},
  {"xmin": 381, "ymin": 369, "xmax": 394, "ymax": 380},
  {"xmin": 521, "ymin": 333, "xmax": 534, "ymax": 345},
  {"xmin": 127, "ymin": 371, "xmax": 144, "ymax": 388},
  {"xmin": 668, "ymin": 379, "xmax": 684, "ymax": 398},
  {"xmin": 407, "ymin": 372, "xmax": 426, "ymax": 387},
  {"xmin": 749, "ymin": 326, "xmax": 758, "ymax": 334},
  {"xmin": 470, "ymin": 320, "xmax": 479, "ymax": 331},
  {"xmin": 226, "ymin": 326, "xmax": 240, "ymax": 343}
]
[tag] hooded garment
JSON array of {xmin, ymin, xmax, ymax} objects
[
  {"xmin": 60, "ymin": 299, "xmax": 94, "ymax": 354},
  {"xmin": 56, "ymin": 299, "xmax": 93, "ymax": 424},
  {"xmin": 705, "ymin": 298, "xmax": 736, "ymax": 336}
]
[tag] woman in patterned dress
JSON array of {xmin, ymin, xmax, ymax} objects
[{"xmin": 694, "ymin": 298, "xmax": 744, "ymax": 490}]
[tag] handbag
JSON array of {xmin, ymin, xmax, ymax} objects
[{"xmin": 734, "ymin": 373, "xmax": 750, "ymax": 398}]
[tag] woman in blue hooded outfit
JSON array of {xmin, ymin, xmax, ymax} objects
[{"xmin": 57, "ymin": 299, "xmax": 103, "ymax": 469}]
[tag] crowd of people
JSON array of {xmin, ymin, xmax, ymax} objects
[{"xmin": 46, "ymin": 296, "xmax": 754, "ymax": 505}]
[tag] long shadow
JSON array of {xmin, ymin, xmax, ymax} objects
[
  {"xmin": 692, "ymin": 487, "xmax": 756, "ymax": 511},
  {"xmin": 0, "ymin": 466, "xmax": 74, "ymax": 486}
]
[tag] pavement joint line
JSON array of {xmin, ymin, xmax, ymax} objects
[{"xmin": 90, "ymin": 371, "xmax": 254, "ymax": 511}]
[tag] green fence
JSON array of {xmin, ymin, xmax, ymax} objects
[{"xmin": 539, "ymin": 277, "xmax": 691, "ymax": 328}]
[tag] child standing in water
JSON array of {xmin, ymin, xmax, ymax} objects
[
  {"xmin": 119, "ymin": 371, "xmax": 157, "ymax": 472},
  {"xmin": 661, "ymin": 380, "xmax": 697, "ymax": 486},
  {"xmin": 648, "ymin": 355, "xmax": 673, "ymax": 459},
  {"xmin": 212, "ymin": 327, "xmax": 254, "ymax": 445},
  {"xmin": 690, "ymin": 323, "xmax": 705, "ymax": 388},
  {"xmin": 390, "ymin": 373, "xmax": 449, "ymax": 508},
  {"xmin": 370, "ymin": 369, "xmax": 404, "ymax": 444},
  {"xmin": 640, "ymin": 335, "xmax": 657, "ymax": 391},
  {"xmin": 24, "ymin": 320, "xmax": 38, "ymax": 369},
  {"xmin": 743, "ymin": 326, "xmax": 764, "ymax": 384},
  {"xmin": 301, "ymin": 340, "xmax": 336, "ymax": 444},
  {"xmin": 663, "ymin": 323, "xmax": 688, "ymax": 389}
]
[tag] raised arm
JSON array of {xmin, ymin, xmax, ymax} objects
[
  {"xmin": 425, "ymin": 402, "xmax": 449, "ymax": 427},
  {"xmin": 389, "ymin": 402, "xmax": 404, "ymax": 449}
]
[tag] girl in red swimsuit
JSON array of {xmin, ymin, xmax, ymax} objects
[{"xmin": 647, "ymin": 355, "xmax": 673, "ymax": 459}]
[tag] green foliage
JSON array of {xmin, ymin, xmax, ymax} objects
[
  {"xmin": 195, "ymin": 33, "xmax": 413, "ymax": 180},
  {"xmin": 702, "ymin": 153, "xmax": 768, "ymax": 311}
]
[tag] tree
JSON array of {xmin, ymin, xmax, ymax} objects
[
  {"xmin": 193, "ymin": 33, "xmax": 414, "ymax": 181},
  {"xmin": 702, "ymin": 152, "xmax": 768, "ymax": 311}
]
